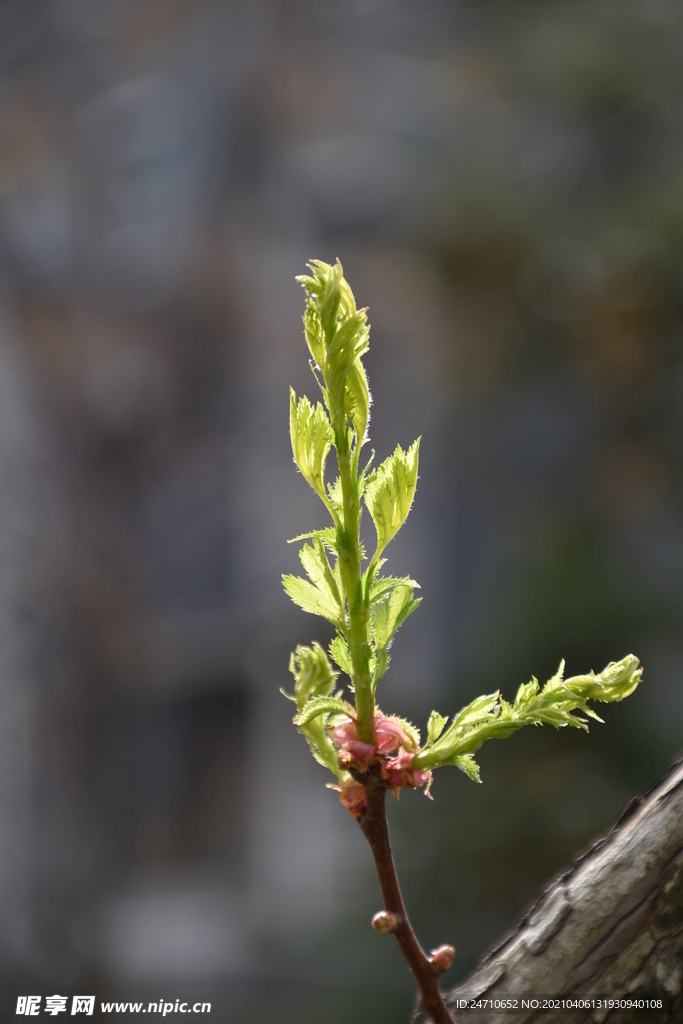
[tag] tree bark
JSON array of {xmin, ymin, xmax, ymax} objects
[{"xmin": 413, "ymin": 757, "xmax": 683, "ymax": 1023}]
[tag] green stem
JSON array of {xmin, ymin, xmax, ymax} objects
[{"xmin": 336, "ymin": 414, "xmax": 374, "ymax": 743}]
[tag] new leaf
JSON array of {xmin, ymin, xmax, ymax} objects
[
  {"xmin": 371, "ymin": 584, "xmax": 421, "ymax": 652},
  {"xmin": 344, "ymin": 359, "xmax": 371, "ymax": 455},
  {"xmin": 414, "ymin": 655, "xmax": 643, "ymax": 777},
  {"xmin": 283, "ymin": 538, "xmax": 345, "ymax": 626},
  {"xmin": 330, "ymin": 635, "xmax": 353, "ymax": 676},
  {"xmin": 365, "ymin": 440, "xmax": 420, "ymax": 558},
  {"xmin": 288, "ymin": 644, "xmax": 348, "ymax": 781},
  {"xmin": 325, "ymin": 309, "xmax": 370, "ymax": 410},
  {"xmin": 290, "ymin": 390, "xmax": 334, "ymax": 506}
]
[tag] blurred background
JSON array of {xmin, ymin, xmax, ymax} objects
[{"xmin": 0, "ymin": 0, "xmax": 681, "ymax": 1020}]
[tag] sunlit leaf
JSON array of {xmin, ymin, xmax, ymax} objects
[
  {"xmin": 295, "ymin": 696, "xmax": 354, "ymax": 727},
  {"xmin": 364, "ymin": 440, "xmax": 420, "ymax": 556},
  {"xmin": 415, "ymin": 656, "xmax": 643, "ymax": 776},
  {"xmin": 284, "ymin": 538, "xmax": 345, "ymax": 625},
  {"xmin": 330, "ymin": 635, "xmax": 353, "ymax": 676},
  {"xmin": 370, "ymin": 585, "xmax": 421, "ymax": 652},
  {"xmin": 426, "ymin": 711, "xmax": 448, "ymax": 746},
  {"xmin": 290, "ymin": 390, "xmax": 334, "ymax": 504}
]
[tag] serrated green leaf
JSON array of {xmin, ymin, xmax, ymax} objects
[
  {"xmin": 300, "ymin": 537, "xmax": 341, "ymax": 598},
  {"xmin": 302, "ymin": 301, "xmax": 325, "ymax": 367},
  {"xmin": 450, "ymin": 692, "xmax": 500, "ymax": 731},
  {"xmin": 295, "ymin": 696, "xmax": 354, "ymax": 727},
  {"xmin": 369, "ymin": 575, "xmax": 420, "ymax": 605},
  {"xmin": 338, "ymin": 272, "xmax": 357, "ymax": 318},
  {"xmin": 288, "ymin": 643, "xmax": 338, "ymax": 711},
  {"xmin": 283, "ymin": 537, "xmax": 344, "ymax": 626},
  {"xmin": 283, "ymin": 574, "xmax": 342, "ymax": 625},
  {"xmin": 361, "ymin": 556, "xmax": 384, "ymax": 602},
  {"xmin": 305, "ymin": 736, "xmax": 341, "ymax": 775},
  {"xmin": 513, "ymin": 677, "xmax": 540, "ymax": 708},
  {"xmin": 288, "ymin": 647, "xmax": 349, "ymax": 773},
  {"xmin": 330, "ymin": 635, "xmax": 353, "ymax": 675},
  {"xmin": 288, "ymin": 526, "xmax": 337, "ymax": 548},
  {"xmin": 325, "ymin": 309, "xmax": 370, "ymax": 408},
  {"xmin": 327, "ymin": 477, "xmax": 344, "ymax": 519},
  {"xmin": 448, "ymin": 753, "xmax": 481, "ymax": 783},
  {"xmin": 414, "ymin": 655, "xmax": 643, "ymax": 773},
  {"xmin": 290, "ymin": 390, "xmax": 334, "ymax": 504},
  {"xmin": 544, "ymin": 656, "xmax": 642, "ymax": 705},
  {"xmin": 357, "ymin": 450, "xmax": 376, "ymax": 494},
  {"xmin": 345, "ymin": 358, "xmax": 371, "ymax": 451},
  {"xmin": 371, "ymin": 584, "xmax": 421, "ymax": 651},
  {"xmin": 296, "ymin": 271, "xmax": 323, "ymax": 295},
  {"xmin": 364, "ymin": 440, "xmax": 420, "ymax": 556},
  {"xmin": 298, "ymin": 715, "xmax": 346, "ymax": 780},
  {"xmin": 318, "ymin": 261, "xmax": 344, "ymax": 337},
  {"xmin": 297, "ymin": 260, "xmax": 345, "ymax": 339},
  {"xmin": 427, "ymin": 711, "xmax": 448, "ymax": 746},
  {"xmin": 371, "ymin": 648, "xmax": 390, "ymax": 690}
]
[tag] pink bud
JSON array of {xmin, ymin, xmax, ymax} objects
[
  {"xmin": 332, "ymin": 720, "xmax": 358, "ymax": 745},
  {"xmin": 372, "ymin": 911, "xmax": 400, "ymax": 933},
  {"xmin": 430, "ymin": 944, "xmax": 456, "ymax": 972},
  {"xmin": 374, "ymin": 716, "xmax": 417, "ymax": 752},
  {"xmin": 338, "ymin": 739, "xmax": 376, "ymax": 770}
]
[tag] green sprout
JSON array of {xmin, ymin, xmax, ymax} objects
[{"xmin": 283, "ymin": 259, "xmax": 642, "ymax": 1024}]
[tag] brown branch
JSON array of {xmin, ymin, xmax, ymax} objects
[
  {"xmin": 357, "ymin": 765, "xmax": 457, "ymax": 1024},
  {"xmin": 413, "ymin": 756, "xmax": 683, "ymax": 1024}
]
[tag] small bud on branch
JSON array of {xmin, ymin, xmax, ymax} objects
[
  {"xmin": 430, "ymin": 945, "xmax": 456, "ymax": 973},
  {"xmin": 372, "ymin": 911, "xmax": 401, "ymax": 933}
]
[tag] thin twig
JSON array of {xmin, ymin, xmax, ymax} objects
[{"xmin": 357, "ymin": 766, "xmax": 456, "ymax": 1024}]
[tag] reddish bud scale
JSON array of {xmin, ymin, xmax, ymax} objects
[{"xmin": 330, "ymin": 714, "xmax": 433, "ymax": 814}]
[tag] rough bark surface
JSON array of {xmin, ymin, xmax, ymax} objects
[{"xmin": 414, "ymin": 758, "xmax": 683, "ymax": 1024}]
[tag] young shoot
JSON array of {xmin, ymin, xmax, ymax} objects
[{"xmin": 283, "ymin": 259, "xmax": 642, "ymax": 1024}]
